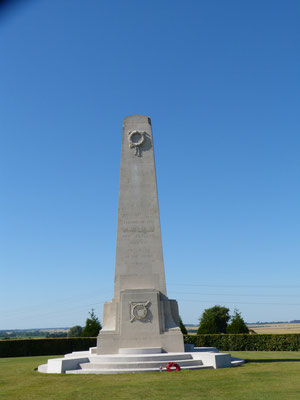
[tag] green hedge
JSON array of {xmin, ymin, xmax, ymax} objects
[
  {"xmin": 0, "ymin": 338, "xmax": 97, "ymax": 358},
  {"xmin": 2, "ymin": 335, "xmax": 300, "ymax": 358},
  {"xmin": 184, "ymin": 334, "xmax": 300, "ymax": 351}
]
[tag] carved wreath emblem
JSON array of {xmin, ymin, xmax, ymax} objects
[
  {"xmin": 130, "ymin": 301, "xmax": 150, "ymax": 322},
  {"xmin": 128, "ymin": 130, "xmax": 145, "ymax": 157}
]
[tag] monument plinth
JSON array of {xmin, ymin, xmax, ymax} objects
[{"xmin": 97, "ymin": 115, "xmax": 184, "ymax": 354}]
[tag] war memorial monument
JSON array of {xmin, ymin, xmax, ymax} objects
[{"xmin": 39, "ymin": 115, "xmax": 244, "ymax": 373}]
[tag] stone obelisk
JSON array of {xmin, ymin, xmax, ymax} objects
[{"xmin": 97, "ymin": 115, "xmax": 184, "ymax": 354}]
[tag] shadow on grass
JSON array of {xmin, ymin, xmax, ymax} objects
[{"xmin": 246, "ymin": 359, "xmax": 300, "ymax": 363}]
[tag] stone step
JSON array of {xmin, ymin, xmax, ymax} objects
[
  {"xmin": 119, "ymin": 347, "xmax": 162, "ymax": 354},
  {"xmin": 88, "ymin": 353, "xmax": 193, "ymax": 363},
  {"xmin": 231, "ymin": 357, "xmax": 245, "ymax": 367},
  {"xmin": 64, "ymin": 351, "xmax": 90, "ymax": 358},
  {"xmin": 79, "ymin": 358, "xmax": 204, "ymax": 370},
  {"xmin": 66, "ymin": 364, "xmax": 213, "ymax": 374}
]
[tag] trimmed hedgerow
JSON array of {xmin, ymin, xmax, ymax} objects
[
  {"xmin": 2, "ymin": 335, "xmax": 300, "ymax": 358},
  {"xmin": 0, "ymin": 338, "xmax": 97, "ymax": 358},
  {"xmin": 184, "ymin": 334, "xmax": 300, "ymax": 351}
]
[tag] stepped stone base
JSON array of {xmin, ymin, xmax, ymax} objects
[{"xmin": 38, "ymin": 346, "xmax": 244, "ymax": 374}]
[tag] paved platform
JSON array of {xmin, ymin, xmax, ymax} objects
[{"xmin": 38, "ymin": 346, "xmax": 245, "ymax": 374}]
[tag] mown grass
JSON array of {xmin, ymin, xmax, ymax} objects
[{"xmin": 1, "ymin": 352, "xmax": 300, "ymax": 400}]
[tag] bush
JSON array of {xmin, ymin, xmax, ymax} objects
[
  {"xmin": 179, "ymin": 317, "xmax": 187, "ymax": 335},
  {"xmin": 0, "ymin": 338, "xmax": 97, "ymax": 358},
  {"xmin": 184, "ymin": 334, "xmax": 300, "ymax": 351},
  {"xmin": 81, "ymin": 309, "xmax": 102, "ymax": 337},
  {"xmin": 227, "ymin": 309, "xmax": 249, "ymax": 334},
  {"xmin": 197, "ymin": 306, "xmax": 230, "ymax": 334},
  {"xmin": 67, "ymin": 326, "xmax": 83, "ymax": 337}
]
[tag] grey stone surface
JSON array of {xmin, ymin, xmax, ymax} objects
[
  {"xmin": 38, "ymin": 356, "xmax": 89, "ymax": 374},
  {"xmin": 38, "ymin": 348, "xmax": 244, "ymax": 374},
  {"xmin": 115, "ymin": 115, "xmax": 166, "ymax": 297},
  {"xmin": 119, "ymin": 347, "xmax": 162, "ymax": 354},
  {"xmin": 97, "ymin": 115, "xmax": 183, "ymax": 354}
]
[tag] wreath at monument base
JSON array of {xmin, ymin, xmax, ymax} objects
[{"xmin": 166, "ymin": 362, "xmax": 181, "ymax": 372}]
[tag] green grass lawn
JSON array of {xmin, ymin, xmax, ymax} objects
[{"xmin": 1, "ymin": 352, "xmax": 300, "ymax": 400}]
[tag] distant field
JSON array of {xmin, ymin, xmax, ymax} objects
[
  {"xmin": 186, "ymin": 326, "xmax": 198, "ymax": 334},
  {"xmin": 247, "ymin": 323, "xmax": 300, "ymax": 334},
  {"xmin": 0, "ymin": 328, "xmax": 70, "ymax": 339},
  {"xmin": 186, "ymin": 323, "xmax": 300, "ymax": 334}
]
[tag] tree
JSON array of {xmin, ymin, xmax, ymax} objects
[
  {"xmin": 227, "ymin": 309, "xmax": 249, "ymax": 334},
  {"xmin": 67, "ymin": 325, "xmax": 83, "ymax": 337},
  {"xmin": 179, "ymin": 316, "xmax": 187, "ymax": 334},
  {"xmin": 81, "ymin": 309, "xmax": 102, "ymax": 337},
  {"xmin": 197, "ymin": 305, "xmax": 230, "ymax": 334}
]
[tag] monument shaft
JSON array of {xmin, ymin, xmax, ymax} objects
[
  {"xmin": 97, "ymin": 115, "xmax": 183, "ymax": 354},
  {"xmin": 114, "ymin": 115, "xmax": 166, "ymax": 299}
]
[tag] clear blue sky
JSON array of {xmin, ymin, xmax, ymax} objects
[{"xmin": 1, "ymin": 0, "xmax": 299, "ymax": 329}]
